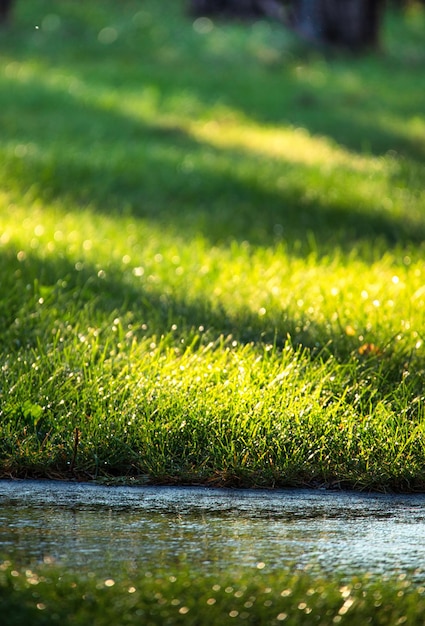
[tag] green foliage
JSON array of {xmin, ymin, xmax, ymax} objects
[
  {"xmin": 0, "ymin": 0, "xmax": 425, "ymax": 489},
  {"xmin": 1, "ymin": 560, "xmax": 425, "ymax": 625}
]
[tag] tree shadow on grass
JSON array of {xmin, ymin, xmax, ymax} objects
[
  {"xmin": 2, "ymin": 0, "xmax": 425, "ymax": 162},
  {"xmin": 2, "ymin": 246, "xmax": 423, "ymax": 409},
  {"xmin": 0, "ymin": 244, "xmax": 321, "ymax": 353},
  {"xmin": 173, "ymin": 8, "xmax": 425, "ymax": 163},
  {"xmin": 46, "ymin": 2, "xmax": 425, "ymax": 162},
  {"xmin": 0, "ymin": 244, "xmax": 395, "ymax": 357},
  {"xmin": 1, "ymin": 75, "xmax": 424, "ymax": 257}
]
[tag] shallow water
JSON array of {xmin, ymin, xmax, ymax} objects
[{"xmin": 1, "ymin": 479, "xmax": 425, "ymax": 577}]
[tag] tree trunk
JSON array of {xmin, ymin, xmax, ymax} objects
[
  {"xmin": 0, "ymin": 0, "xmax": 13, "ymax": 24},
  {"xmin": 291, "ymin": 0, "xmax": 384, "ymax": 50},
  {"xmin": 189, "ymin": 0, "xmax": 281, "ymax": 19}
]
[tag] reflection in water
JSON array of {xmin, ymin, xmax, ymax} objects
[{"xmin": 1, "ymin": 480, "xmax": 425, "ymax": 577}]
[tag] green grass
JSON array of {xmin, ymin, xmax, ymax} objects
[
  {"xmin": 1, "ymin": 0, "xmax": 425, "ymax": 490},
  {"xmin": 2, "ymin": 559, "xmax": 425, "ymax": 626}
]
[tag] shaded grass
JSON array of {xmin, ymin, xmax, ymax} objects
[
  {"xmin": 0, "ymin": 0, "xmax": 425, "ymax": 490},
  {"xmin": 1, "ymin": 559, "xmax": 425, "ymax": 626}
]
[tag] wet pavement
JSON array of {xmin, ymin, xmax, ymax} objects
[{"xmin": 1, "ymin": 479, "xmax": 425, "ymax": 576}]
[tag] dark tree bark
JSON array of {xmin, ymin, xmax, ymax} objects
[
  {"xmin": 189, "ymin": 0, "xmax": 284, "ymax": 19},
  {"xmin": 290, "ymin": 0, "xmax": 384, "ymax": 50},
  {"xmin": 0, "ymin": 0, "xmax": 13, "ymax": 24},
  {"xmin": 189, "ymin": 0, "xmax": 384, "ymax": 51}
]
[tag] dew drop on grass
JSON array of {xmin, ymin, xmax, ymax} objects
[
  {"xmin": 193, "ymin": 17, "xmax": 214, "ymax": 34},
  {"xmin": 179, "ymin": 607, "xmax": 190, "ymax": 615},
  {"xmin": 0, "ymin": 231, "xmax": 10, "ymax": 244},
  {"xmin": 98, "ymin": 27, "xmax": 118, "ymax": 44}
]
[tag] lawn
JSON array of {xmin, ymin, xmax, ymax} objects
[
  {"xmin": 1, "ymin": 0, "xmax": 425, "ymax": 491},
  {"xmin": 3, "ymin": 560, "xmax": 425, "ymax": 626}
]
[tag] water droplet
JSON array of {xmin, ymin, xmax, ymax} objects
[
  {"xmin": 98, "ymin": 27, "xmax": 118, "ymax": 44},
  {"xmin": 193, "ymin": 17, "xmax": 214, "ymax": 34}
]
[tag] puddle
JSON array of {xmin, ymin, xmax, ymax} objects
[{"xmin": 1, "ymin": 479, "xmax": 425, "ymax": 577}]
